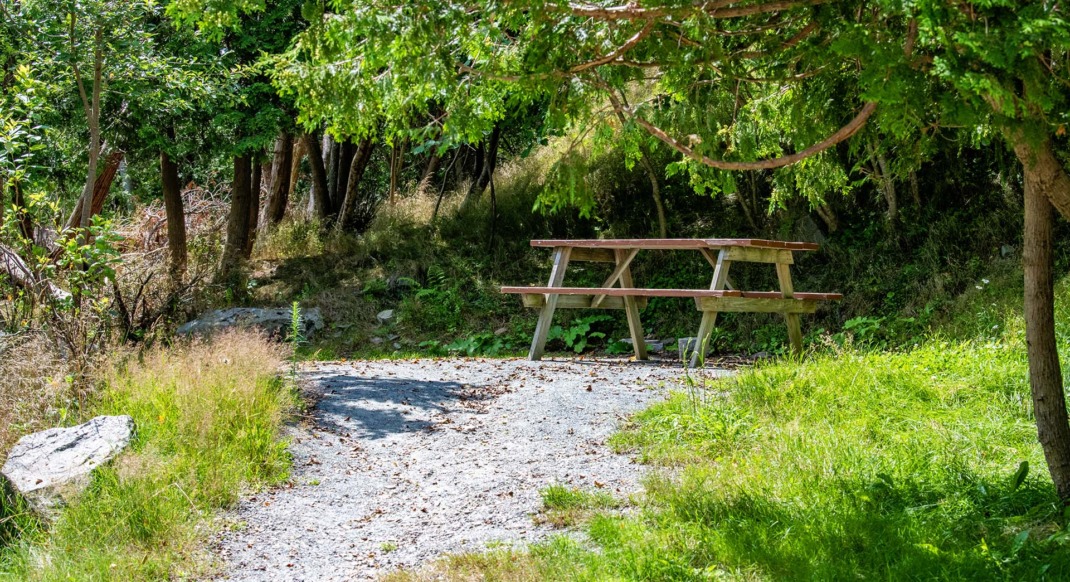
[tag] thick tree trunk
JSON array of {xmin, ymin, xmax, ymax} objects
[
  {"xmin": 305, "ymin": 133, "xmax": 331, "ymax": 221},
  {"xmin": 246, "ymin": 161, "xmax": 262, "ymax": 258},
  {"xmin": 1012, "ymin": 132, "xmax": 1070, "ymax": 503},
  {"xmin": 462, "ymin": 125, "xmax": 502, "ymax": 209},
  {"xmin": 65, "ymin": 149, "xmax": 124, "ymax": 231},
  {"xmin": 219, "ymin": 154, "xmax": 252, "ymax": 283},
  {"xmin": 160, "ymin": 150, "xmax": 187, "ymax": 279},
  {"xmin": 264, "ymin": 133, "xmax": 294, "ymax": 226},
  {"xmin": 338, "ymin": 138, "xmax": 376, "ymax": 230}
]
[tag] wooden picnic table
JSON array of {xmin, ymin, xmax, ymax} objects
[{"xmin": 501, "ymin": 238, "xmax": 842, "ymax": 363}]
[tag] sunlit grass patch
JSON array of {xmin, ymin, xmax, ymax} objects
[
  {"xmin": 536, "ymin": 484, "xmax": 624, "ymax": 528},
  {"xmin": 0, "ymin": 330, "xmax": 295, "ymax": 580},
  {"xmin": 584, "ymin": 342, "xmax": 1069, "ymax": 579}
]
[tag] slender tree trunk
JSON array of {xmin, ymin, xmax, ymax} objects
[
  {"xmin": 219, "ymin": 154, "xmax": 252, "ymax": 283},
  {"xmin": 462, "ymin": 125, "xmax": 502, "ymax": 209},
  {"xmin": 1011, "ymin": 131, "xmax": 1070, "ymax": 502},
  {"xmin": 160, "ymin": 149, "xmax": 187, "ymax": 279},
  {"xmin": 638, "ymin": 151, "xmax": 667, "ymax": 237},
  {"xmin": 11, "ymin": 182, "xmax": 32, "ymax": 242},
  {"xmin": 417, "ymin": 150, "xmax": 442, "ymax": 195},
  {"xmin": 246, "ymin": 161, "xmax": 262, "ymax": 258},
  {"xmin": 264, "ymin": 133, "xmax": 294, "ymax": 225},
  {"xmin": 909, "ymin": 170, "xmax": 921, "ymax": 207},
  {"xmin": 326, "ymin": 137, "xmax": 341, "ymax": 213},
  {"xmin": 305, "ymin": 133, "xmax": 331, "ymax": 220},
  {"xmin": 335, "ymin": 141, "xmax": 355, "ymax": 211},
  {"xmin": 338, "ymin": 138, "xmax": 376, "ymax": 229},
  {"xmin": 77, "ymin": 27, "xmax": 104, "ymax": 241}
]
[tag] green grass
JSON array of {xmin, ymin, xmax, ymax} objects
[
  {"xmin": 0, "ymin": 330, "xmax": 295, "ymax": 580},
  {"xmin": 591, "ymin": 343, "xmax": 1069, "ymax": 579}
]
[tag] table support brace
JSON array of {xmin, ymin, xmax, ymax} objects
[{"xmin": 528, "ymin": 246, "xmax": 571, "ymax": 360}]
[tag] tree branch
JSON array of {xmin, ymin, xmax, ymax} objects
[
  {"xmin": 607, "ymin": 87, "xmax": 877, "ymax": 171},
  {"xmin": 569, "ymin": 18, "xmax": 656, "ymax": 73}
]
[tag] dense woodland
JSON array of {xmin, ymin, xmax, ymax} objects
[{"xmin": 3, "ymin": 0, "xmax": 1070, "ymax": 579}]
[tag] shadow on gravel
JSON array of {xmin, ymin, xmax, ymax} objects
[{"xmin": 313, "ymin": 375, "xmax": 483, "ymax": 439}]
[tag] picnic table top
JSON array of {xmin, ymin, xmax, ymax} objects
[{"xmin": 530, "ymin": 238, "xmax": 819, "ymax": 251}]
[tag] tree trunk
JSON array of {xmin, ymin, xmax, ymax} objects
[
  {"xmin": 338, "ymin": 138, "xmax": 376, "ymax": 230},
  {"xmin": 305, "ymin": 133, "xmax": 331, "ymax": 221},
  {"xmin": 160, "ymin": 149, "xmax": 187, "ymax": 279},
  {"xmin": 264, "ymin": 133, "xmax": 294, "ymax": 226},
  {"xmin": 288, "ymin": 135, "xmax": 306, "ymax": 199},
  {"xmin": 638, "ymin": 150, "xmax": 667, "ymax": 237},
  {"xmin": 909, "ymin": 170, "xmax": 921, "ymax": 207},
  {"xmin": 462, "ymin": 124, "xmax": 502, "ymax": 209},
  {"xmin": 417, "ymin": 150, "xmax": 442, "ymax": 195},
  {"xmin": 246, "ymin": 161, "xmax": 262, "ymax": 258},
  {"xmin": 815, "ymin": 203, "xmax": 839, "ymax": 233},
  {"xmin": 334, "ymin": 141, "xmax": 355, "ymax": 211},
  {"xmin": 65, "ymin": 149, "xmax": 124, "ymax": 230},
  {"xmin": 1012, "ymin": 131, "xmax": 1070, "ymax": 502},
  {"xmin": 219, "ymin": 154, "xmax": 252, "ymax": 283},
  {"xmin": 11, "ymin": 182, "xmax": 33, "ymax": 242},
  {"xmin": 326, "ymin": 137, "xmax": 341, "ymax": 213}
]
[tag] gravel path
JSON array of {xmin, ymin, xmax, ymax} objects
[{"xmin": 215, "ymin": 357, "xmax": 728, "ymax": 581}]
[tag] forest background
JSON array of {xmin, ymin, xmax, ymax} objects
[{"xmin": 3, "ymin": 1, "xmax": 1070, "ymax": 579}]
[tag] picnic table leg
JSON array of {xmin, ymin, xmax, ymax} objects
[
  {"xmin": 528, "ymin": 246, "xmax": 572, "ymax": 361},
  {"xmin": 615, "ymin": 249, "xmax": 648, "ymax": 360},
  {"xmin": 690, "ymin": 250, "xmax": 732, "ymax": 367},
  {"xmin": 776, "ymin": 261, "xmax": 804, "ymax": 356}
]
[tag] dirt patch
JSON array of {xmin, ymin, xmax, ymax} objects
[{"xmin": 215, "ymin": 357, "xmax": 727, "ymax": 581}]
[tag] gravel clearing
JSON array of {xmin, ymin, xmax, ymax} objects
[{"xmin": 215, "ymin": 357, "xmax": 728, "ymax": 581}]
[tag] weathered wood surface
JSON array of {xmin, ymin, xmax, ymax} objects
[
  {"xmin": 502, "ymin": 286, "xmax": 745, "ymax": 298},
  {"xmin": 520, "ymin": 294, "xmax": 649, "ymax": 310},
  {"xmin": 693, "ymin": 296, "xmax": 818, "ymax": 314},
  {"xmin": 528, "ymin": 247, "xmax": 571, "ymax": 361},
  {"xmin": 530, "ymin": 238, "xmax": 819, "ymax": 251}
]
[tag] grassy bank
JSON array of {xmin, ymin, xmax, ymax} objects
[{"xmin": 0, "ymin": 331, "xmax": 295, "ymax": 580}]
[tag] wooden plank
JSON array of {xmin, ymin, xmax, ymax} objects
[
  {"xmin": 520, "ymin": 294, "xmax": 648, "ymax": 310},
  {"xmin": 694, "ymin": 296, "xmax": 818, "ymax": 314},
  {"xmin": 741, "ymin": 291, "xmax": 843, "ymax": 301},
  {"xmin": 616, "ymin": 248, "xmax": 648, "ymax": 360},
  {"xmin": 502, "ymin": 286, "xmax": 743, "ymax": 298},
  {"xmin": 723, "ymin": 247, "xmax": 794, "ymax": 264},
  {"xmin": 528, "ymin": 247, "xmax": 571, "ymax": 361},
  {"xmin": 592, "ymin": 249, "xmax": 639, "ymax": 308},
  {"xmin": 775, "ymin": 261, "xmax": 804, "ymax": 355},
  {"xmin": 570, "ymin": 248, "xmax": 616, "ymax": 262},
  {"xmin": 531, "ymin": 238, "xmax": 819, "ymax": 251}
]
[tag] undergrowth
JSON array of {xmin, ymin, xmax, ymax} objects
[{"xmin": 0, "ymin": 330, "xmax": 295, "ymax": 580}]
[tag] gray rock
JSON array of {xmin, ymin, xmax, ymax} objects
[
  {"xmin": 177, "ymin": 307, "xmax": 324, "ymax": 340},
  {"xmin": 376, "ymin": 309, "xmax": 395, "ymax": 324},
  {"xmin": 677, "ymin": 337, "xmax": 711, "ymax": 359},
  {"xmin": 2, "ymin": 415, "xmax": 134, "ymax": 520},
  {"xmin": 620, "ymin": 338, "xmax": 666, "ymax": 352}
]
